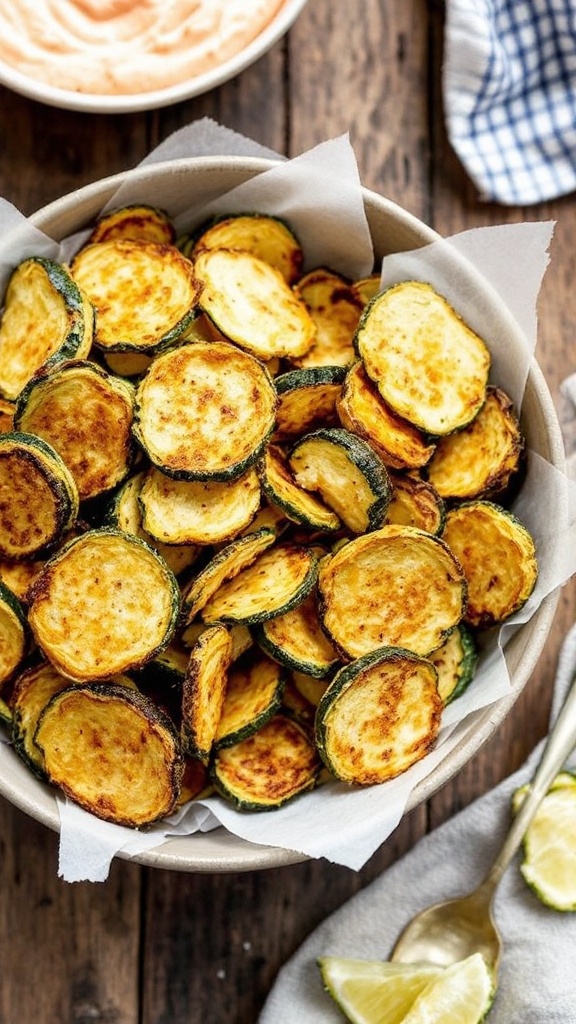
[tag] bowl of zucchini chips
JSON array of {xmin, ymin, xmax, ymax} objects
[{"xmin": 0, "ymin": 156, "xmax": 566, "ymax": 872}]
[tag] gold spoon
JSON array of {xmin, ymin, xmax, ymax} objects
[{"xmin": 391, "ymin": 668, "xmax": 576, "ymax": 977}]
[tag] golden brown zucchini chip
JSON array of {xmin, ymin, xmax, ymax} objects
[
  {"xmin": 315, "ymin": 647, "xmax": 443, "ymax": 785},
  {"xmin": 190, "ymin": 213, "xmax": 304, "ymax": 285},
  {"xmin": 258, "ymin": 445, "xmax": 341, "ymax": 533},
  {"xmin": 291, "ymin": 670, "xmax": 331, "ymax": 707},
  {"xmin": 255, "ymin": 591, "xmax": 340, "ymax": 679},
  {"xmin": 193, "ymin": 248, "xmax": 316, "ymax": 361},
  {"xmin": 174, "ymin": 756, "xmax": 212, "ymax": 807},
  {"xmin": 0, "ymin": 256, "xmax": 95, "ymax": 401},
  {"xmin": 181, "ymin": 622, "xmax": 253, "ymax": 663},
  {"xmin": 103, "ymin": 350, "xmax": 154, "ymax": 379},
  {"xmin": 385, "ymin": 472, "xmax": 445, "ymax": 535},
  {"xmin": 272, "ymin": 365, "xmax": 346, "ymax": 442},
  {"xmin": 0, "ymin": 397, "xmax": 15, "ymax": 433},
  {"xmin": 318, "ymin": 525, "xmax": 467, "ymax": 659},
  {"xmin": 355, "ymin": 281, "xmax": 491, "ymax": 436},
  {"xmin": 70, "ymin": 239, "xmax": 200, "ymax": 355},
  {"xmin": 85, "ymin": 204, "xmax": 176, "ymax": 246},
  {"xmin": 336, "ymin": 361, "xmax": 436, "ymax": 470},
  {"xmin": 289, "ymin": 427, "xmax": 392, "ymax": 535},
  {"xmin": 281, "ymin": 677, "xmax": 318, "ymax": 731},
  {"xmin": 11, "ymin": 661, "xmax": 75, "ymax": 777},
  {"xmin": 213, "ymin": 652, "xmax": 285, "ymax": 749},
  {"xmin": 425, "ymin": 386, "xmax": 525, "ymax": 501},
  {"xmin": 0, "ymin": 554, "xmax": 45, "ymax": 603},
  {"xmin": 181, "ymin": 527, "xmax": 277, "ymax": 625},
  {"xmin": 211, "ymin": 713, "xmax": 321, "ymax": 811},
  {"xmin": 351, "ymin": 273, "xmax": 381, "ymax": 306},
  {"xmin": 428, "ymin": 623, "xmax": 478, "ymax": 704},
  {"xmin": 442, "ymin": 501, "xmax": 538, "ymax": 628},
  {"xmin": 139, "ymin": 465, "xmax": 261, "ymax": 547},
  {"xmin": 15, "ymin": 359, "xmax": 136, "ymax": 501},
  {"xmin": 290, "ymin": 268, "xmax": 364, "ymax": 369},
  {"xmin": 35, "ymin": 683, "xmax": 183, "ymax": 826},
  {"xmin": 0, "ymin": 581, "xmax": 27, "ymax": 688},
  {"xmin": 201, "ymin": 542, "xmax": 319, "ymax": 627},
  {"xmin": 0, "ymin": 432, "xmax": 79, "ymax": 560},
  {"xmin": 181, "ymin": 623, "xmax": 233, "ymax": 763},
  {"xmin": 27, "ymin": 528, "xmax": 180, "ymax": 681},
  {"xmin": 133, "ymin": 341, "xmax": 277, "ymax": 481}
]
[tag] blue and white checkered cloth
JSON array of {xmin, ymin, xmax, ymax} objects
[{"xmin": 444, "ymin": 0, "xmax": 576, "ymax": 204}]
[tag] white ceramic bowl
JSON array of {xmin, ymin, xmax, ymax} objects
[
  {"xmin": 0, "ymin": 0, "xmax": 308, "ymax": 114},
  {"xmin": 1, "ymin": 156, "xmax": 566, "ymax": 872}
]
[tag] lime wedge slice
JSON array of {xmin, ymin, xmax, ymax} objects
[
  {"xmin": 401, "ymin": 953, "xmax": 494, "ymax": 1024},
  {"xmin": 318, "ymin": 957, "xmax": 444, "ymax": 1024},
  {"xmin": 518, "ymin": 782, "xmax": 576, "ymax": 911}
]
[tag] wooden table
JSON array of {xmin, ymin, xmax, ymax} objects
[{"xmin": 0, "ymin": 2, "xmax": 575, "ymax": 1021}]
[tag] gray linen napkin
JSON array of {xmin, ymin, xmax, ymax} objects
[{"xmin": 258, "ymin": 623, "xmax": 576, "ymax": 1023}]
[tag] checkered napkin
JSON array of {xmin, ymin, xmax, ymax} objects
[{"xmin": 443, "ymin": 0, "xmax": 576, "ymax": 204}]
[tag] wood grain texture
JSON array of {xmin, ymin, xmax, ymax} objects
[{"xmin": 0, "ymin": 0, "xmax": 574, "ymax": 1021}]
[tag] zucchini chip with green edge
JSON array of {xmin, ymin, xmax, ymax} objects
[
  {"xmin": 0, "ymin": 256, "xmax": 95, "ymax": 401},
  {"xmin": 336, "ymin": 361, "xmax": 436, "ymax": 470},
  {"xmin": 258, "ymin": 445, "xmax": 341, "ymax": 533},
  {"xmin": 442, "ymin": 501, "xmax": 538, "ymax": 628},
  {"xmin": 289, "ymin": 268, "xmax": 364, "ymax": 369},
  {"xmin": 318, "ymin": 525, "xmax": 466, "ymax": 659},
  {"xmin": 11, "ymin": 661, "xmax": 79, "ymax": 778},
  {"xmin": 27, "ymin": 528, "xmax": 180, "ymax": 681},
  {"xmin": 85, "ymin": 204, "xmax": 176, "ymax": 246},
  {"xmin": 272, "ymin": 365, "xmax": 346, "ymax": 442},
  {"xmin": 211, "ymin": 713, "xmax": 321, "ymax": 811},
  {"xmin": 139, "ymin": 465, "xmax": 261, "ymax": 546},
  {"xmin": 181, "ymin": 527, "xmax": 277, "ymax": 624},
  {"xmin": 181, "ymin": 623, "xmax": 233, "ymax": 763},
  {"xmin": 133, "ymin": 341, "xmax": 277, "ymax": 481},
  {"xmin": 428, "ymin": 623, "xmax": 478, "ymax": 704},
  {"xmin": 15, "ymin": 359, "xmax": 136, "ymax": 501},
  {"xmin": 181, "ymin": 623, "xmax": 253, "ymax": 663},
  {"xmin": 0, "ymin": 432, "xmax": 79, "ymax": 560},
  {"xmin": 201, "ymin": 542, "xmax": 319, "ymax": 626},
  {"xmin": 354, "ymin": 281, "xmax": 491, "ymax": 436},
  {"xmin": 34, "ymin": 683, "xmax": 183, "ymax": 826},
  {"xmin": 289, "ymin": 427, "xmax": 392, "ymax": 535},
  {"xmin": 315, "ymin": 647, "xmax": 443, "ymax": 785},
  {"xmin": 255, "ymin": 591, "xmax": 340, "ymax": 679},
  {"xmin": 214, "ymin": 652, "xmax": 285, "ymax": 749},
  {"xmin": 0, "ymin": 581, "xmax": 27, "ymax": 687},
  {"xmin": 425, "ymin": 385, "xmax": 525, "ymax": 501},
  {"xmin": 190, "ymin": 213, "xmax": 304, "ymax": 285},
  {"xmin": 193, "ymin": 247, "xmax": 316, "ymax": 361},
  {"xmin": 70, "ymin": 239, "xmax": 200, "ymax": 355},
  {"xmin": 386, "ymin": 472, "xmax": 445, "ymax": 535}
]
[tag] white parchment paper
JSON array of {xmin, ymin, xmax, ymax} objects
[{"xmin": 0, "ymin": 120, "xmax": 574, "ymax": 881}]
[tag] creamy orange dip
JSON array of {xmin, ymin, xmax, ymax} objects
[{"xmin": 0, "ymin": 0, "xmax": 287, "ymax": 95}]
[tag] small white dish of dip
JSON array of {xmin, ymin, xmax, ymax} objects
[{"xmin": 0, "ymin": 0, "xmax": 309, "ymax": 113}]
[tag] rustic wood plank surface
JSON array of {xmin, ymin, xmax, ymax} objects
[{"xmin": 0, "ymin": 1, "xmax": 574, "ymax": 1022}]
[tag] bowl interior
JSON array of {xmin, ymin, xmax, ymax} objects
[{"xmin": 1, "ymin": 156, "xmax": 563, "ymax": 872}]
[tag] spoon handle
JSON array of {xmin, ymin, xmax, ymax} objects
[{"xmin": 482, "ymin": 666, "xmax": 576, "ymax": 892}]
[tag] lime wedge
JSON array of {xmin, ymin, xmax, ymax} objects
[
  {"xmin": 401, "ymin": 953, "xmax": 494, "ymax": 1024},
  {"xmin": 511, "ymin": 769, "xmax": 576, "ymax": 815},
  {"xmin": 518, "ymin": 782, "xmax": 576, "ymax": 911},
  {"xmin": 318, "ymin": 957, "xmax": 444, "ymax": 1024}
]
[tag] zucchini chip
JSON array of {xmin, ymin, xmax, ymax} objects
[
  {"xmin": 133, "ymin": 341, "xmax": 277, "ymax": 481},
  {"xmin": 193, "ymin": 248, "xmax": 316, "ymax": 361},
  {"xmin": 211, "ymin": 714, "xmax": 321, "ymax": 811},
  {"xmin": 429, "ymin": 623, "xmax": 479, "ymax": 704},
  {"xmin": 425, "ymin": 386, "xmax": 525, "ymax": 501},
  {"xmin": 272, "ymin": 365, "xmax": 346, "ymax": 442},
  {"xmin": 289, "ymin": 427, "xmax": 392, "ymax": 535},
  {"xmin": 289, "ymin": 268, "xmax": 364, "ymax": 368},
  {"xmin": 15, "ymin": 360, "xmax": 136, "ymax": 501},
  {"xmin": 0, "ymin": 397, "xmax": 15, "ymax": 433},
  {"xmin": 139, "ymin": 465, "xmax": 261, "ymax": 546},
  {"xmin": 103, "ymin": 350, "xmax": 154, "ymax": 379},
  {"xmin": 27, "ymin": 528, "xmax": 180, "ymax": 681},
  {"xmin": 291, "ymin": 670, "xmax": 331, "ymax": 707},
  {"xmin": 190, "ymin": 213, "xmax": 304, "ymax": 285},
  {"xmin": 318, "ymin": 525, "xmax": 466, "ymax": 658},
  {"xmin": 70, "ymin": 239, "xmax": 200, "ymax": 355},
  {"xmin": 201, "ymin": 542, "xmax": 319, "ymax": 626},
  {"xmin": 315, "ymin": 647, "xmax": 443, "ymax": 785},
  {"xmin": 442, "ymin": 501, "xmax": 538, "ymax": 628},
  {"xmin": 336, "ymin": 362, "xmax": 436, "ymax": 470},
  {"xmin": 351, "ymin": 273, "xmax": 381, "ymax": 306},
  {"xmin": 0, "ymin": 257, "xmax": 95, "ymax": 401},
  {"xmin": 85, "ymin": 204, "xmax": 176, "ymax": 246},
  {"xmin": 386, "ymin": 472, "xmax": 445, "ymax": 535},
  {"xmin": 0, "ymin": 581, "xmax": 27, "ymax": 687},
  {"xmin": 355, "ymin": 281, "xmax": 491, "ymax": 435},
  {"xmin": 0, "ymin": 554, "xmax": 45, "ymax": 603},
  {"xmin": 34, "ymin": 683, "xmax": 183, "ymax": 826},
  {"xmin": 11, "ymin": 661, "xmax": 75, "ymax": 777},
  {"xmin": 0, "ymin": 432, "xmax": 79, "ymax": 560},
  {"xmin": 181, "ymin": 527, "xmax": 277, "ymax": 624},
  {"xmin": 175, "ymin": 756, "xmax": 212, "ymax": 807},
  {"xmin": 213, "ymin": 652, "xmax": 285, "ymax": 749},
  {"xmin": 255, "ymin": 591, "xmax": 340, "ymax": 679},
  {"xmin": 258, "ymin": 445, "xmax": 341, "ymax": 533},
  {"xmin": 181, "ymin": 623, "xmax": 253, "ymax": 663},
  {"xmin": 281, "ymin": 677, "xmax": 318, "ymax": 730},
  {"xmin": 181, "ymin": 624, "xmax": 233, "ymax": 763}
]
